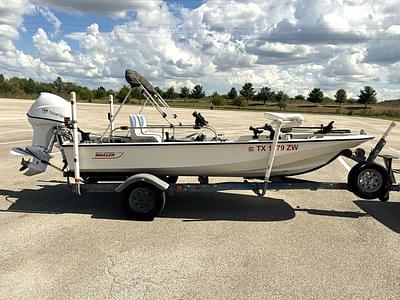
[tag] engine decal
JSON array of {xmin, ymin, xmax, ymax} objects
[
  {"xmin": 93, "ymin": 152, "xmax": 124, "ymax": 159},
  {"xmin": 41, "ymin": 108, "xmax": 64, "ymax": 119}
]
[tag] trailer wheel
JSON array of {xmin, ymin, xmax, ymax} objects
[
  {"xmin": 348, "ymin": 163, "xmax": 390, "ymax": 200},
  {"xmin": 123, "ymin": 183, "xmax": 166, "ymax": 220},
  {"xmin": 347, "ymin": 163, "xmax": 363, "ymax": 192}
]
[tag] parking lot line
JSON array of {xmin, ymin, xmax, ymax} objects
[
  {"xmin": 388, "ymin": 147, "xmax": 400, "ymax": 154},
  {"xmin": 0, "ymin": 129, "xmax": 32, "ymax": 134},
  {"xmin": 338, "ymin": 157, "xmax": 351, "ymax": 172},
  {"xmin": 0, "ymin": 139, "xmax": 31, "ymax": 146}
]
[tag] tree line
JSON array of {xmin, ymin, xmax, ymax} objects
[{"xmin": 0, "ymin": 74, "xmax": 378, "ymax": 108}]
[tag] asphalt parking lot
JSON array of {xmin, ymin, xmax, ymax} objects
[{"xmin": 0, "ymin": 98, "xmax": 399, "ymax": 299}]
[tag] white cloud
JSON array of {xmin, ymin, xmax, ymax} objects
[
  {"xmin": 36, "ymin": 0, "xmax": 162, "ymax": 17},
  {"xmin": 37, "ymin": 6, "xmax": 61, "ymax": 35},
  {"xmin": 0, "ymin": 0, "xmax": 56, "ymax": 81},
  {"xmin": 33, "ymin": 28, "xmax": 74, "ymax": 63},
  {"xmin": 0, "ymin": 0, "xmax": 34, "ymax": 27},
  {"xmin": 0, "ymin": 0, "xmax": 400, "ymax": 100},
  {"xmin": 323, "ymin": 51, "xmax": 376, "ymax": 77}
]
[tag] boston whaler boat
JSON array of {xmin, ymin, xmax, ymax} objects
[{"xmin": 12, "ymin": 70, "xmax": 399, "ymax": 219}]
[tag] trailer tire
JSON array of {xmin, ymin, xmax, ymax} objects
[
  {"xmin": 123, "ymin": 183, "xmax": 166, "ymax": 220},
  {"xmin": 348, "ymin": 163, "xmax": 390, "ymax": 200},
  {"xmin": 347, "ymin": 163, "xmax": 363, "ymax": 192}
]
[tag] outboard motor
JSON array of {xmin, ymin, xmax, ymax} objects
[{"xmin": 12, "ymin": 92, "xmax": 71, "ymax": 176}]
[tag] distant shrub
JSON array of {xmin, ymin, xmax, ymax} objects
[
  {"xmin": 233, "ymin": 96, "xmax": 247, "ymax": 107},
  {"xmin": 211, "ymin": 95, "xmax": 226, "ymax": 106},
  {"xmin": 278, "ymin": 102, "xmax": 287, "ymax": 111}
]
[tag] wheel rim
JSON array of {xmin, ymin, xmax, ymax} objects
[
  {"xmin": 357, "ymin": 169, "xmax": 383, "ymax": 193},
  {"xmin": 128, "ymin": 187, "xmax": 156, "ymax": 214}
]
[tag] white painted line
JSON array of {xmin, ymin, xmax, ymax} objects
[
  {"xmin": 0, "ymin": 139, "xmax": 31, "ymax": 146},
  {"xmin": 0, "ymin": 129, "xmax": 31, "ymax": 134},
  {"xmin": 338, "ymin": 157, "xmax": 351, "ymax": 172},
  {"xmin": 388, "ymin": 147, "xmax": 400, "ymax": 154}
]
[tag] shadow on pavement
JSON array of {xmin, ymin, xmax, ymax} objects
[
  {"xmin": 160, "ymin": 192, "xmax": 295, "ymax": 222},
  {"xmin": 294, "ymin": 208, "xmax": 367, "ymax": 218},
  {"xmin": 0, "ymin": 185, "xmax": 129, "ymax": 220},
  {"xmin": 354, "ymin": 200, "xmax": 400, "ymax": 233},
  {"xmin": 0, "ymin": 186, "xmax": 296, "ymax": 222}
]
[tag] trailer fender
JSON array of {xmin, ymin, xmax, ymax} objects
[{"xmin": 115, "ymin": 173, "xmax": 169, "ymax": 193}]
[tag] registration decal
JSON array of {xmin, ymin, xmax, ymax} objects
[{"xmin": 248, "ymin": 144, "xmax": 299, "ymax": 152}]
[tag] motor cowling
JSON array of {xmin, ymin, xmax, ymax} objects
[{"xmin": 20, "ymin": 92, "xmax": 71, "ymax": 175}]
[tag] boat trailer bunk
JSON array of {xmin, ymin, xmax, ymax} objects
[{"xmin": 61, "ymin": 91, "xmax": 398, "ymax": 220}]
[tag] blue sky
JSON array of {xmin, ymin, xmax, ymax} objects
[
  {"xmin": 17, "ymin": 1, "xmax": 204, "ymax": 55},
  {"xmin": 1, "ymin": 0, "xmax": 400, "ymax": 100}
]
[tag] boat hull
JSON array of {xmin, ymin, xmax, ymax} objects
[{"xmin": 62, "ymin": 136, "xmax": 373, "ymax": 178}]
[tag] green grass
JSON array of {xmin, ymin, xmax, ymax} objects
[{"xmin": 2, "ymin": 96, "xmax": 399, "ymax": 122}]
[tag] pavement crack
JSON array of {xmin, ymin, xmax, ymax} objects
[{"xmin": 105, "ymin": 255, "xmax": 118, "ymax": 296}]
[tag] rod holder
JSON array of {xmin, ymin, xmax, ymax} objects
[
  {"xmin": 70, "ymin": 91, "xmax": 81, "ymax": 195},
  {"xmin": 109, "ymin": 95, "xmax": 114, "ymax": 139}
]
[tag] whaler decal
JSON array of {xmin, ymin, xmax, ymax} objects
[{"xmin": 93, "ymin": 152, "xmax": 124, "ymax": 159}]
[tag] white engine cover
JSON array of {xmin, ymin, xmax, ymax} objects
[
  {"xmin": 21, "ymin": 92, "xmax": 71, "ymax": 175},
  {"xmin": 27, "ymin": 92, "xmax": 71, "ymax": 148}
]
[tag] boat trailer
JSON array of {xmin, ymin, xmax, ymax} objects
[{"xmin": 67, "ymin": 90, "xmax": 398, "ymax": 220}]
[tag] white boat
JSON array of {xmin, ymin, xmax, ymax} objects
[
  {"xmin": 12, "ymin": 70, "xmax": 373, "ymax": 182},
  {"xmin": 61, "ymin": 134, "xmax": 371, "ymax": 179}
]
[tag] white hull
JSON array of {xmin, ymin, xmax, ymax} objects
[{"xmin": 62, "ymin": 135, "xmax": 372, "ymax": 178}]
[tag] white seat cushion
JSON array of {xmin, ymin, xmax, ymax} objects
[{"xmin": 129, "ymin": 114, "xmax": 162, "ymax": 142}]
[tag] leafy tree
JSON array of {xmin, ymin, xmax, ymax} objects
[
  {"xmin": 54, "ymin": 76, "xmax": 63, "ymax": 94},
  {"xmin": 240, "ymin": 82, "xmax": 255, "ymax": 104},
  {"xmin": 256, "ymin": 86, "xmax": 274, "ymax": 104},
  {"xmin": 154, "ymin": 86, "xmax": 164, "ymax": 97},
  {"xmin": 294, "ymin": 95, "xmax": 305, "ymax": 101},
  {"xmin": 78, "ymin": 87, "xmax": 94, "ymax": 102},
  {"xmin": 275, "ymin": 91, "xmax": 289, "ymax": 102},
  {"xmin": 166, "ymin": 86, "xmax": 175, "ymax": 99},
  {"xmin": 0, "ymin": 74, "xmax": 6, "ymax": 92},
  {"xmin": 334, "ymin": 89, "xmax": 347, "ymax": 107},
  {"xmin": 95, "ymin": 86, "xmax": 107, "ymax": 99},
  {"xmin": 358, "ymin": 86, "xmax": 377, "ymax": 108},
  {"xmin": 117, "ymin": 85, "xmax": 131, "ymax": 103},
  {"xmin": 131, "ymin": 88, "xmax": 143, "ymax": 101},
  {"xmin": 180, "ymin": 87, "xmax": 190, "ymax": 98},
  {"xmin": 22, "ymin": 78, "xmax": 36, "ymax": 94},
  {"xmin": 307, "ymin": 88, "xmax": 324, "ymax": 106},
  {"xmin": 227, "ymin": 87, "xmax": 238, "ymax": 99},
  {"xmin": 191, "ymin": 84, "xmax": 205, "ymax": 100}
]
